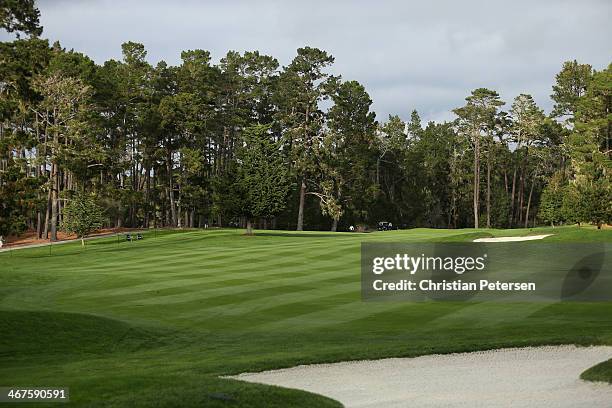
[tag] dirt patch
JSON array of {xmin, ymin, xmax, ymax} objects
[{"xmin": 2, "ymin": 227, "xmax": 140, "ymax": 248}]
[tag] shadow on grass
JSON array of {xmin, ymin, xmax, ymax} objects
[{"xmin": 0, "ymin": 309, "xmax": 170, "ymax": 361}]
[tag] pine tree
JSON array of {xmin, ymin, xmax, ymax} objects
[
  {"xmin": 0, "ymin": 0, "xmax": 42, "ymax": 37},
  {"xmin": 551, "ymin": 60, "xmax": 593, "ymax": 124},
  {"xmin": 275, "ymin": 47, "xmax": 337, "ymax": 230},
  {"xmin": 453, "ymin": 88, "xmax": 504, "ymax": 228},
  {"xmin": 538, "ymin": 176, "xmax": 564, "ymax": 226},
  {"xmin": 237, "ymin": 125, "xmax": 290, "ymax": 235},
  {"xmin": 567, "ymin": 64, "xmax": 611, "ymax": 228}
]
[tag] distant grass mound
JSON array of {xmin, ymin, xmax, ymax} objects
[
  {"xmin": 0, "ymin": 310, "xmax": 166, "ymax": 360},
  {"xmin": 581, "ymin": 359, "xmax": 612, "ymax": 384}
]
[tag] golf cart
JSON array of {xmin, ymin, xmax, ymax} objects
[{"xmin": 377, "ymin": 221, "xmax": 396, "ymax": 231}]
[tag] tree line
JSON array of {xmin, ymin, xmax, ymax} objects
[{"xmin": 0, "ymin": 1, "xmax": 610, "ymax": 238}]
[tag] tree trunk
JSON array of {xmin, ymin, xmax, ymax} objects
[
  {"xmin": 504, "ymin": 168, "xmax": 508, "ymax": 196},
  {"xmin": 58, "ymin": 195, "xmax": 63, "ymax": 227},
  {"xmin": 36, "ymin": 210, "xmax": 42, "ymax": 239},
  {"xmin": 451, "ymin": 189, "xmax": 458, "ymax": 229},
  {"xmin": 509, "ymin": 165, "xmax": 517, "ymax": 228},
  {"xmin": 81, "ymin": 237, "xmax": 85, "ymax": 247},
  {"xmin": 144, "ymin": 167, "xmax": 151, "ymax": 228},
  {"xmin": 245, "ymin": 219, "xmax": 253, "ymax": 236},
  {"xmin": 524, "ymin": 173, "xmax": 536, "ymax": 228},
  {"xmin": 297, "ymin": 178, "xmax": 306, "ymax": 231},
  {"xmin": 518, "ymin": 168, "xmax": 525, "ymax": 225},
  {"xmin": 168, "ymin": 154, "xmax": 177, "ymax": 227},
  {"xmin": 473, "ymin": 133, "xmax": 480, "ymax": 228},
  {"xmin": 331, "ymin": 218, "xmax": 338, "ymax": 232},
  {"xmin": 177, "ymin": 200, "xmax": 182, "ymax": 228},
  {"xmin": 50, "ymin": 163, "xmax": 58, "ymax": 241},
  {"xmin": 43, "ymin": 180, "xmax": 52, "ymax": 239},
  {"xmin": 486, "ymin": 148, "xmax": 491, "ymax": 228}
]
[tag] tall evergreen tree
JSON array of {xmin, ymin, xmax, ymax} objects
[
  {"xmin": 551, "ymin": 60, "xmax": 593, "ymax": 124},
  {"xmin": 453, "ymin": 88, "xmax": 504, "ymax": 228},
  {"xmin": 275, "ymin": 47, "xmax": 337, "ymax": 230},
  {"xmin": 237, "ymin": 125, "xmax": 290, "ymax": 235}
]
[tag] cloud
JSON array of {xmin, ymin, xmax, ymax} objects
[{"xmin": 3, "ymin": 0, "xmax": 610, "ymax": 123}]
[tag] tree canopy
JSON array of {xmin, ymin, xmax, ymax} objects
[
  {"xmin": 1, "ymin": 2, "xmax": 610, "ymax": 238},
  {"xmin": 0, "ymin": 0, "xmax": 42, "ymax": 37}
]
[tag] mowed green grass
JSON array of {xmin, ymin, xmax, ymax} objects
[
  {"xmin": 1, "ymin": 226, "xmax": 611, "ymax": 407},
  {"xmin": 582, "ymin": 359, "xmax": 612, "ymax": 384}
]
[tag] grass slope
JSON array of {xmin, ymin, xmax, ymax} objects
[
  {"xmin": 581, "ymin": 359, "xmax": 612, "ymax": 384},
  {"xmin": 0, "ymin": 226, "xmax": 610, "ymax": 407}
]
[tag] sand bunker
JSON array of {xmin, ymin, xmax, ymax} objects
[
  {"xmin": 473, "ymin": 234, "xmax": 553, "ymax": 242},
  {"xmin": 231, "ymin": 345, "xmax": 612, "ymax": 408}
]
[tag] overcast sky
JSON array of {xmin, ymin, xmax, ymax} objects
[{"xmin": 4, "ymin": 0, "xmax": 611, "ymax": 123}]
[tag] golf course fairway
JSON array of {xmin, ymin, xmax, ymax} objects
[{"xmin": 1, "ymin": 226, "xmax": 611, "ymax": 407}]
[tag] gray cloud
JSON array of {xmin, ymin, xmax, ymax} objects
[{"xmin": 3, "ymin": 0, "xmax": 611, "ymax": 123}]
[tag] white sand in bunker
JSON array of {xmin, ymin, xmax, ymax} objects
[
  {"xmin": 473, "ymin": 234, "xmax": 553, "ymax": 242},
  {"xmin": 231, "ymin": 346, "xmax": 612, "ymax": 408}
]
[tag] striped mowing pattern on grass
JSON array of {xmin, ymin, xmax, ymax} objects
[
  {"xmin": 2, "ymin": 226, "xmax": 612, "ymax": 407},
  {"xmin": 0, "ymin": 227, "xmax": 602, "ymax": 329},
  {"xmin": 0, "ymin": 228, "xmax": 471, "ymax": 328}
]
